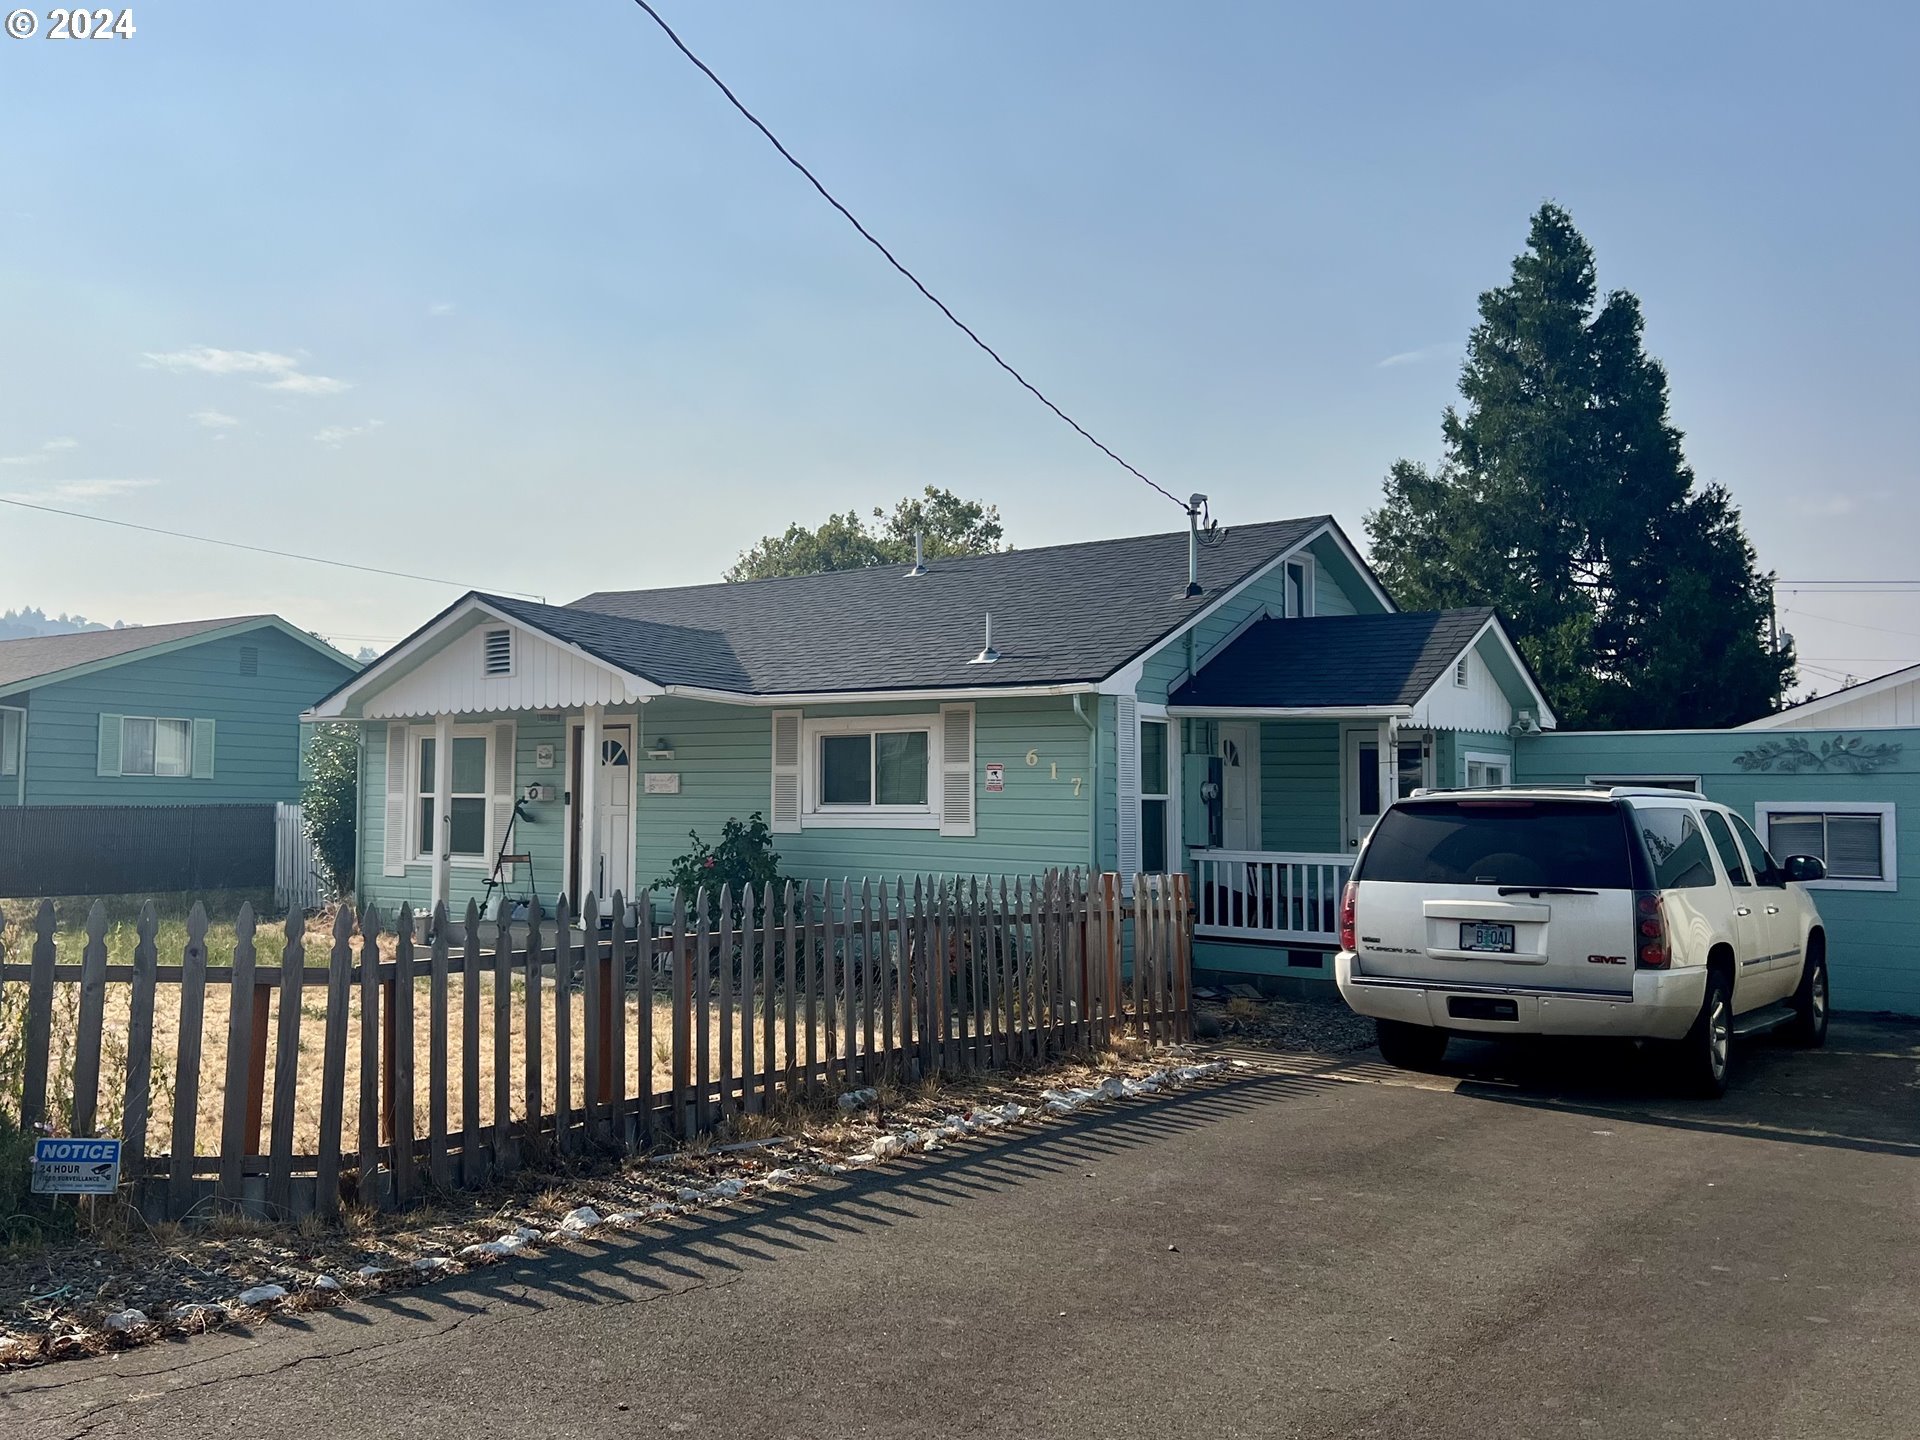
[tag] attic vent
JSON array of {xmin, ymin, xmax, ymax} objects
[
  {"xmin": 238, "ymin": 645, "xmax": 259, "ymax": 676},
  {"xmin": 1454, "ymin": 656, "xmax": 1469, "ymax": 688},
  {"xmin": 483, "ymin": 628, "xmax": 514, "ymax": 677}
]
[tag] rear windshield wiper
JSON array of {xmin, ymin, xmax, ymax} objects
[{"xmin": 1494, "ymin": 885, "xmax": 1600, "ymax": 896}]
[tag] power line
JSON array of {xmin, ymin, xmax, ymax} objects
[
  {"xmin": 0, "ymin": 495, "xmax": 541, "ymax": 600},
  {"xmin": 1779, "ymin": 605, "xmax": 1920, "ymax": 641},
  {"xmin": 624, "ymin": 0, "xmax": 1186, "ymax": 511},
  {"xmin": 1773, "ymin": 579, "xmax": 1920, "ymax": 589}
]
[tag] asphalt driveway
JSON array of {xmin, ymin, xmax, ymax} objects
[{"xmin": 5, "ymin": 1018, "xmax": 1916, "ymax": 1439}]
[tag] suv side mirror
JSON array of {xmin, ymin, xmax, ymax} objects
[{"xmin": 1783, "ymin": 854, "xmax": 1827, "ymax": 883}]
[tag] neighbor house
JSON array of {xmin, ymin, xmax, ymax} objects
[
  {"xmin": 0, "ymin": 616, "xmax": 359, "ymax": 895},
  {"xmin": 305, "ymin": 515, "xmax": 1555, "ymax": 991}
]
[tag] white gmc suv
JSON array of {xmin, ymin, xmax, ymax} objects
[{"xmin": 1333, "ymin": 787, "xmax": 1830, "ymax": 1096}]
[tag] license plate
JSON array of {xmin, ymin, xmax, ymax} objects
[{"xmin": 1459, "ymin": 921, "xmax": 1516, "ymax": 954}]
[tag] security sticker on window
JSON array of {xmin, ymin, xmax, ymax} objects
[
  {"xmin": 985, "ymin": 763, "xmax": 1005, "ymax": 793},
  {"xmin": 32, "ymin": 1137, "xmax": 121, "ymax": 1195}
]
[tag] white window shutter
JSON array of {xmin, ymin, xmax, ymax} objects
[
  {"xmin": 383, "ymin": 722, "xmax": 410, "ymax": 877},
  {"xmin": 1115, "ymin": 697, "xmax": 1141, "ymax": 880},
  {"xmin": 190, "ymin": 718, "xmax": 216, "ymax": 779},
  {"xmin": 770, "ymin": 710, "xmax": 802, "ymax": 833},
  {"xmin": 939, "ymin": 703, "xmax": 976, "ymax": 838},
  {"xmin": 97, "ymin": 715, "xmax": 124, "ymax": 778},
  {"xmin": 489, "ymin": 722, "xmax": 517, "ymax": 875}
]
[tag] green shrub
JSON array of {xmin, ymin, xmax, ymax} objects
[
  {"xmin": 657, "ymin": 812, "xmax": 785, "ymax": 923},
  {"xmin": 302, "ymin": 723, "xmax": 358, "ymax": 898}
]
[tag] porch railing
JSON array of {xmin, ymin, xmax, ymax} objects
[{"xmin": 1190, "ymin": 849, "xmax": 1352, "ymax": 946}]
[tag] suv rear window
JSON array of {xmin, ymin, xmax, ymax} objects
[{"xmin": 1358, "ymin": 799, "xmax": 1634, "ymax": 889}]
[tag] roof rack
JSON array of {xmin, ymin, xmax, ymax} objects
[{"xmin": 1405, "ymin": 784, "xmax": 1690, "ymax": 801}]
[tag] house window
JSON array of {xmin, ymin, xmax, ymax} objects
[
  {"xmin": 122, "ymin": 717, "xmax": 193, "ymax": 777},
  {"xmin": 415, "ymin": 732, "xmax": 491, "ymax": 859},
  {"xmin": 1464, "ymin": 751, "xmax": 1510, "ymax": 788},
  {"xmin": 0, "ymin": 707, "xmax": 20, "ymax": 778},
  {"xmin": 483, "ymin": 629, "xmax": 513, "ymax": 677},
  {"xmin": 1141, "ymin": 718, "xmax": 1170, "ymax": 872},
  {"xmin": 1755, "ymin": 803, "xmax": 1897, "ymax": 890},
  {"xmin": 802, "ymin": 715, "xmax": 937, "ymax": 826},
  {"xmin": 1284, "ymin": 560, "xmax": 1312, "ymax": 619}
]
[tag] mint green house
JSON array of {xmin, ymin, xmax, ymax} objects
[
  {"xmin": 308, "ymin": 516, "xmax": 1555, "ymax": 987},
  {"xmin": 0, "ymin": 616, "xmax": 359, "ymax": 894}
]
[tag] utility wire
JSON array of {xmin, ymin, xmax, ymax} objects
[
  {"xmin": 1779, "ymin": 604, "xmax": 1920, "ymax": 641},
  {"xmin": 625, "ymin": 0, "xmax": 1187, "ymax": 511},
  {"xmin": 0, "ymin": 495, "xmax": 541, "ymax": 600}
]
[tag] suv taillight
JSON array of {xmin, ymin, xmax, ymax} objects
[
  {"xmin": 1340, "ymin": 881, "xmax": 1357, "ymax": 951},
  {"xmin": 1635, "ymin": 890, "xmax": 1669, "ymax": 969}
]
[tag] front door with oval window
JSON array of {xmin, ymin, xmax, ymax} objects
[{"xmin": 569, "ymin": 724, "xmax": 633, "ymax": 901}]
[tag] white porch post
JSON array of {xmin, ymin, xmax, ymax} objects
[
  {"xmin": 431, "ymin": 712, "xmax": 453, "ymax": 913},
  {"xmin": 580, "ymin": 703, "xmax": 603, "ymax": 905},
  {"xmin": 1378, "ymin": 716, "xmax": 1398, "ymax": 810}
]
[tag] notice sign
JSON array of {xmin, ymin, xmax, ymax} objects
[
  {"xmin": 984, "ymin": 763, "xmax": 1005, "ymax": 793},
  {"xmin": 643, "ymin": 771, "xmax": 681, "ymax": 795},
  {"xmin": 31, "ymin": 1137, "xmax": 121, "ymax": 1195}
]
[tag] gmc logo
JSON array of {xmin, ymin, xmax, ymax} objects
[{"xmin": 1588, "ymin": 954, "xmax": 1628, "ymax": 966}]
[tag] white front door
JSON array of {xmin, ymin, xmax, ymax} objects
[
  {"xmin": 1345, "ymin": 731, "xmax": 1428, "ymax": 852},
  {"xmin": 570, "ymin": 722, "xmax": 634, "ymax": 901},
  {"xmin": 1218, "ymin": 722, "xmax": 1260, "ymax": 851}
]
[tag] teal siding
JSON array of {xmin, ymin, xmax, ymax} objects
[
  {"xmin": 5, "ymin": 629, "xmax": 353, "ymax": 807},
  {"xmin": 357, "ymin": 695, "xmax": 1097, "ymax": 916},
  {"xmin": 1259, "ymin": 721, "xmax": 1342, "ymax": 852},
  {"xmin": 1095, "ymin": 695, "xmax": 1118, "ymax": 873},
  {"xmin": 1439, "ymin": 730, "xmax": 1514, "ymax": 786},
  {"xmin": 1134, "ymin": 534, "xmax": 1390, "ymax": 704},
  {"xmin": 1516, "ymin": 728, "xmax": 1920, "ymax": 1016}
]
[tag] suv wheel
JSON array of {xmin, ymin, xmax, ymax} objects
[
  {"xmin": 1786, "ymin": 945, "xmax": 1829, "ymax": 1048},
  {"xmin": 1376, "ymin": 1019, "xmax": 1448, "ymax": 1071},
  {"xmin": 1675, "ymin": 971, "xmax": 1732, "ymax": 1098}
]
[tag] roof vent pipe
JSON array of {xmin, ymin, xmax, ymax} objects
[
  {"xmin": 969, "ymin": 612, "xmax": 1000, "ymax": 665},
  {"xmin": 906, "ymin": 530, "xmax": 928, "ymax": 577},
  {"xmin": 1184, "ymin": 493, "xmax": 1208, "ymax": 598}
]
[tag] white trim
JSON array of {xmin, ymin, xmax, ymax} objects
[
  {"xmin": 0, "ymin": 703, "xmax": 24, "ymax": 802},
  {"xmin": 800, "ymin": 712, "xmax": 940, "ymax": 829},
  {"xmin": 1739, "ymin": 662, "xmax": 1920, "ymax": 729},
  {"xmin": 1753, "ymin": 801, "xmax": 1898, "ymax": 892},
  {"xmin": 305, "ymin": 595, "xmax": 663, "ymax": 719},
  {"xmin": 404, "ymin": 722, "xmax": 500, "ymax": 870},
  {"xmin": 1283, "ymin": 554, "xmax": 1315, "ymax": 619},
  {"xmin": 1406, "ymin": 616, "xmax": 1558, "ymax": 731},
  {"xmin": 671, "ymin": 680, "xmax": 1099, "ymax": 707},
  {"xmin": 1138, "ymin": 702, "xmax": 1175, "ymax": 872},
  {"xmin": 1584, "ymin": 773, "xmax": 1702, "ymax": 793}
]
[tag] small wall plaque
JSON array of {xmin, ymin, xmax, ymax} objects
[
  {"xmin": 535, "ymin": 743, "xmax": 556, "ymax": 769},
  {"xmin": 985, "ymin": 763, "xmax": 1005, "ymax": 793},
  {"xmin": 643, "ymin": 771, "xmax": 681, "ymax": 795}
]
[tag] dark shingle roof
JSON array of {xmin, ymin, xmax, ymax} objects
[
  {"xmin": 483, "ymin": 516, "xmax": 1335, "ymax": 695},
  {"xmin": 0, "ymin": 615, "xmax": 270, "ymax": 693},
  {"xmin": 1168, "ymin": 609, "xmax": 1498, "ymax": 709}
]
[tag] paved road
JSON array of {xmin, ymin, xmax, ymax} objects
[{"xmin": 5, "ymin": 1019, "xmax": 1917, "ymax": 1439}]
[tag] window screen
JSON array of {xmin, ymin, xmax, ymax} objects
[{"xmin": 1766, "ymin": 811, "xmax": 1887, "ymax": 883}]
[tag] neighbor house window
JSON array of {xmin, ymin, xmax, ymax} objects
[
  {"xmin": 122, "ymin": 717, "xmax": 193, "ymax": 777},
  {"xmin": 415, "ymin": 732, "xmax": 491, "ymax": 859},
  {"xmin": 1755, "ymin": 803, "xmax": 1896, "ymax": 890},
  {"xmin": 1464, "ymin": 751, "xmax": 1510, "ymax": 788},
  {"xmin": 1141, "ymin": 718, "xmax": 1170, "ymax": 872},
  {"xmin": 801, "ymin": 715, "xmax": 937, "ymax": 826},
  {"xmin": 0, "ymin": 707, "xmax": 20, "ymax": 778}
]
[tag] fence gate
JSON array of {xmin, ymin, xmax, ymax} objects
[{"xmin": 273, "ymin": 802, "xmax": 327, "ymax": 911}]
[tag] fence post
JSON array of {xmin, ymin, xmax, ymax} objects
[
  {"xmin": 493, "ymin": 902, "xmax": 516, "ymax": 1176},
  {"xmin": 1172, "ymin": 872, "xmax": 1193, "ymax": 1041},
  {"xmin": 607, "ymin": 890, "xmax": 627, "ymax": 1140},
  {"xmin": 121, "ymin": 903, "xmax": 159, "ymax": 1192},
  {"xmin": 217, "ymin": 902, "xmax": 260, "ymax": 1209},
  {"xmin": 168, "ymin": 904, "xmax": 211, "ymax": 1221},
  {"xmin": 553, "ymin": 894, "xmax": 573, "ymax": 1155},
  {"xmin": 522, "ymin": 900, "xmax": 544, "ymax": 1160},
  {"xmin": 390, "ymin": 906, "xmax": 417, "ymax": 1208},
  {"xmin": 635, "ymin": 889, "xmax": 655, "ymax": 1143},
  {"xmin": 19, "ymin": 900, "xmax": 57, "ymax": 1135},
  {"xmin": 314, "ymin": 904, "xmax": 354, "ymax": 1219},
  {"xmin": 694, "ymin": 888, "xmax": 712, "ymax": 1127},
  {"xmin": 461, "ymin": 898, "xmax": 484, "ymax": 1187},
  {"xmin": 582, "ymin": 891, "xmax": 602, "ymax": 1140},
  {"xmin": 429, "ymin": 901, "xmax": 452, "ymax": 1191},
  {"xmin": 670, "ymin": 891, "xmax": 691, "ymax": 1137},
  {"xmin": 357, "ymin": 905, "xmax": 384, "ymax": 1210},
  {"xmin": 718, "ymin": 885, "xmax": 736, "ymax": 1118},
  {"xmin": 781, "ymin": 880, "xmax": 799, "ymax": 1104},
  {"xmin": 69, "ymin": 901, "xmax": 110, "ymax": 1138},
  {"xmin": 268, "ymin": 910, "xmax": 305, "ymax": 1217}
]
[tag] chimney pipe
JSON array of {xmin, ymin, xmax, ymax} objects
[
  {"xmin": 906, "ymin": 529, "xmax": 927, "ymax": 577},
  {"xmin": 970, "ymin": 612, "xmax": 1000, "ymax": 664},
  {"xmin": 1184, "ymin": 494, "xmax": 1208, "ymax": 598}
]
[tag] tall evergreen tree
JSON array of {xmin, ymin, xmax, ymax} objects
[{"xmin": 1366, "ymin": 204, "xmax": 1792, "ymax": 728}]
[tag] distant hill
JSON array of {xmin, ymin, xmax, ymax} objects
[{"xmin": 0, "ymin": 607, "xmax": 132, "ymax": 641}]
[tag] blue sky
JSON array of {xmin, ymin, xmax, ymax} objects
[{"xmin": 2, "ymin": 1, "xmax": 1916, "ymax": 688}]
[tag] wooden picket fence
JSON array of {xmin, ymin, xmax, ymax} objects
[{"xmin": 2, "ymin": 870, "xmax": 1191, "ymax": 1222}]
